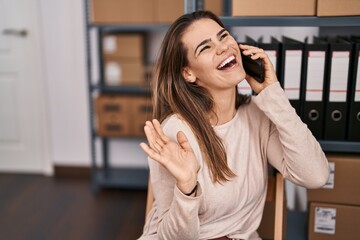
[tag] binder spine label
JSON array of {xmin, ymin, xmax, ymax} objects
[
  {"xmin": 306, "ymin": 51, "xmax": 326, "ymax": 101},
  {"xmin": 355, "ymin": 54, "xmax": 360, "ymax": 102},
  {"xmin": 284, "ymin": 50, "xmax": 302, "ymax": 100},
  {"xmin": 265, "ymin": 50, "xmax": 277, "ymax": 71},
  {"xmin": 237, "ymin": 81, "xmax": 252, "ymax": 95},
  {"xmin": 329, "ymin": 51, "xmax": 350, "ymax": 102}
]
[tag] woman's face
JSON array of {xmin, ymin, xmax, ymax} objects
[{"xmin": 181, "ymin": 18, "xmax": 246, "ymax": 92}]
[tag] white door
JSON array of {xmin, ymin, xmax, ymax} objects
[{"xmin": 0, "ymin": 0, "xmax": 52, "ymax": 174}]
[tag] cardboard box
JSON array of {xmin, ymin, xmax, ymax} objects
[
  {"xmin": 130, "ymin": 96, "xmax": 153, "ymax": 137},
  {"xmin": 104, "ymin": 59, "xmax": 144, "ymax": 86},
  {"xmin": 103, "ymin": 34, "xmax": 144, "ymax": 59},
  {"xmin": 95, "ymin": 95, "xmax": 152, "ymax": 137},
  {"xmin": 154, "ymin": 0, "xmax": 224, "ymax": 23},
  {"xmin": 154, "ymin": 0, "xmax": 183, "ymax": 23},
  {"xmin": 307, "ymin": 154, "xmax": 360, "ymax": 206},
  {"xmin": 308, "ymin": 202, "xmax": 360, "ymax": 240},
  {"xmin": 317, "ymin": 0, "xmax": 360, "ymax": 16},
  {"xmin": 95, "ymin": 95, "xmax": 131, "ymax": 137},
  {"xmin": 91, "ymin": 0, "xmax": 154, "ymax": 24},
  {"xmin": 232, "ymin": 0, "xmax": 316, "ymax": 16},
  {"xmin": 205, "ymin": 0, "xmax": 224, "ymax": 16},
  {"xmin": 92, "ymin": 0, "xmax": 224, "ymax": 24},
  {"xmin": 257, "ymin": 176, "xmax": 287, "ymax": 240}
]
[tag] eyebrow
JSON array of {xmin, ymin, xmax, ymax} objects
[{"xmin": 194, "ymin": 28, "xmax": 228, "ymax": 55}]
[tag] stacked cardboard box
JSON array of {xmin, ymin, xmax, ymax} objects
[
  {"xmin": 307, "ymin": 154, "xmax": 360, "ymax": 240},
  {"xmin": 95, "ymin": 95, "xmax": 152, "ymax": 137},
  {"xmin": 103, "ymin": 33, "xmax": 144, "ymax": 86},
  {"xmin": 131, "ymin": 96, "xmax": 153, "ymax": 137},
  {"xmin": 232, "ymin": 0, "xmax": 316, "ymax": 16},
  {"xmin": 154, "ymin": 0, "xmax": 224, "ymax": 23},
  {"xmin": 317, "ymin": 0, "xmax": 360, "ymax": 16},
  {"xmin": 91, "ymin": 0, "xmax": 154, "ymax": 24},
  {"xmin": 91, "ymin": 0, "xmax": 223, "ymax": 24},
  {"xmin": 231, "ymin": 0, "xmax": 360, "ymax": 17}
]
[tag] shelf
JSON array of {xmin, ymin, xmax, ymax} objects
[
  {"xmin": 92, "ymin": 168, "xmax": 149, "ymax": 191},
  {"xmin": 91, "ymin": 131, "xmax": 146, "ymax": 140},
  {"xmin": 86, "ymin": 16, "xmax": 360, "ymax": 30},
  {"xmin": 220, "ymin": 16, "xmax": 360, "ymax": 27},
  {"xmin": 91, "ymin": 84, "xmax": 150, "ymax": 95},
  {"xmin": 319, "ymin": 141, "xmax": 360, "ymax": 153},
  {"xmin": 88, "ymin": 24, "xmax": 170, "ymax": 32}
]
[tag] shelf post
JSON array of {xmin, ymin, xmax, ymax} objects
[{"xmin": 184, "ymin": 0, "xmax": 196, "ymax": 13}]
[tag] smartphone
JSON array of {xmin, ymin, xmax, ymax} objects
[{"xmin": 241, "ymin": 51, "xmax": 265, "ymax": 83}]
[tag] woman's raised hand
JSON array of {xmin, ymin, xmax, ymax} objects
[
  {"xmin": 140, "ymin": 119, "xmax": 199, "ymax": 194},
  {"xmin": 239, "ymin": 44, "xmax": 278, "ymax": 94}
]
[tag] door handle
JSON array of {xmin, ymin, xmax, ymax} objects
[{"xmin": 2, "ymin": 29, "xmax": 28, "ymax": 37}]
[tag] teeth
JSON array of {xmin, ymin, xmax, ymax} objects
[{"xmin": 218, "ymin": 55, "xmax": 235, "ymax": 69}]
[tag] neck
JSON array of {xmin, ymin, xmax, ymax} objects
[{"xmin": 208, "ymin": 88, "xmax": 237, "ymax": 126}]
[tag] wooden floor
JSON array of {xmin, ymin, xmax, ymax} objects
[{"xmin": 0, "ymin": 173, "xmax": 147, "ymax": 240}]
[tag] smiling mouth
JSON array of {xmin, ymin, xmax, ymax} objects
[{"xmin": 217, "ymin": 55, "xmax": 237, "ymax": 70}]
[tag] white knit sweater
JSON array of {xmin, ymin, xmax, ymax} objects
[{"xmin": 138, "ymin": 82, "xmax": 329, "ymax": 240}]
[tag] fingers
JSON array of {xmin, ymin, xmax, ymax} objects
[
  {"xmin": 239, "ymin": 43, "xmax": 252, "ymax": 50},
  {"xmin": 239, "ymin": 44, "xmax": 262, "ymax": 54},
  {"xmin": 242, "ymin": 47, "xmax": 266, "ymax": 60},
  {"xmin": 139, "ymin": 142, "xmax": 163, "ymax": 164},
  {"xmin": 142, "ymin": 119, "xmax": 171, "ymax": 154},
  {"xmin": 177, "ymin": 131, "xmax": 192, "ymax": 151},
  {"xmin": 239, "ymin": 44, "xmax": 278, "ymax": 93},
  {"xmin": 239, "ymin": 43, "xmax": 265, "ymax": 58},
  {"xmin": 152, "ymin": 119, "xmax": 170, "ymax": 144},
  {"xmin": 239, "ymin": 44, "xmax": 276, "ymax": 76},
  {"xmin": 144, "ymin": 123, "xmax": 161, "ymax": 153}
]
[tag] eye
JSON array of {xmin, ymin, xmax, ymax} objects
[
  {"xmin": 199, "ymin": 45, "xmax": 210, "ymax": 54},
  {"xmin": 220, "ymin": 32, "xmax": 229, "ymax": 40}
]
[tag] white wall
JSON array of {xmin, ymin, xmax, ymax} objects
[
  {"xmin": 40, "ymin": 0, "xmax": 90, "ymax": 166},
  {"xmin": 39, "ymin": 0, "xmax": 150, "ymax": 168}
]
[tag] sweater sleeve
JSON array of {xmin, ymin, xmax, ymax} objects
[
  {"xmin": 148, "ymin": 116, "xmax": 202, "ymax": 240},
  {"xmin": 252, "ymin": 82, "xmax": 329, "ymax": 189}
]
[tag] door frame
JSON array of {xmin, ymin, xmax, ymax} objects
[{"xmin": 33, "ymin": 0, "xmax": 53, "ymax": 176}]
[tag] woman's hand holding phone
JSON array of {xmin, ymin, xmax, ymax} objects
[{"xmin": 239, "ymin": 44, "xmax": 278, "ymax": 94}]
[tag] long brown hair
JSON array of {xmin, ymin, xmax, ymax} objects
[{"xmin": 152, "ymin": 11, "xmax": 250, "ymax": 183}]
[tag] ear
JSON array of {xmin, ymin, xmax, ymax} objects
[{"xmin": 182, "ymin": 67, "xmax": 196, "ymax": 83}]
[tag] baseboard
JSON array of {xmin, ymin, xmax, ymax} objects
[
  {"xmin": 54, "ymin": 166, "xmax": 91, "ymax": 178},
  {"xmin": 54, "ymin": 166, "xmax": 149, "ymax": 190}
]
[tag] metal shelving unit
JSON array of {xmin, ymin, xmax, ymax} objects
[
  {"xmin": 84, "ymin": 0, "xmax": 360, "ymax": 192},
  {"xmin": 91, "ymin": 84, "xmax": 150, "ymax": 95},
  {"xmin": 84, "ymin": 0, "xmax": 159, "ymax": 191},
  {"xmin": 220, "ymin": 16, "xmax": 360, "ymax": 27},
  {"xmin": 89, "ymin": 24, "xmax": 170, "ymax": 32},
  {"xmin": 319, "ymin": 141, "xmax": 360, "ymax": 153}
]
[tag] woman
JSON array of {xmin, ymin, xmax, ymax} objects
[{"xmin": 139, "ymin": 11, "xmax": 329, "ymax": 240}]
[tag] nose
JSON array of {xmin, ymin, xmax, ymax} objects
[{"xmin": 216, "ymin": 41, "xmax": 229, "ymax": 55}]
